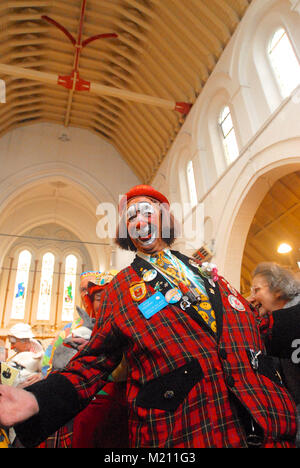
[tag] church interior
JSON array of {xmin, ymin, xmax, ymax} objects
[{"xmin": 0, "ymin": 0, "xmax": 299, "ymax": 379}]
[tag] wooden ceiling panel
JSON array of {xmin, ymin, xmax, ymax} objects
[{"xmin": 0, "ymin": 0, "xmax": 252, "ymax": 182}]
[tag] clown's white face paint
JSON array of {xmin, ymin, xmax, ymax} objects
[{"xmin": 126, "ymin": 196, "xmax": 167, "ymax": 254}]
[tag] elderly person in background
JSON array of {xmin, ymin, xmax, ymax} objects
[
  {"xmin": 7, "ymin": 323, "xmax": 43, "ymax": 356},
  {"xmin": 6, "ymin": 323, "xmax": 43, "ymax": 388},
  {"xmin": 250, "ymin": 262, "xmax": 300, "ymax": 447},
  {"xmin": 250, "ymin": 262, "xmax": 300, "ymax": 358}
]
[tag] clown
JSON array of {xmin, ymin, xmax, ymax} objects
[{"xmin": 0, "ymin": 185, "xmax": 298, "ymax": 448}]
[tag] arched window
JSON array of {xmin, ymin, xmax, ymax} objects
[
  {"xmin": 219, "ymin": 106, "xmax": 239, "ymax": 164},
  {"xmin": 37, "ymin": 252, "xmax": 55, "ymax": 321},
  {"xmin": 62, "ymin": 254, "xmax": 78, "ymax": 322},
  {"xmin": 268, "ymin": 27, "xmax": 300, "ymax": 98},
  {"xmin": 187, "ymin": 160, "xmax": 198, "ymax": 208},
  {"xmin": 11, "ymin": 250, "xmax": 32, "ymax": 320}
]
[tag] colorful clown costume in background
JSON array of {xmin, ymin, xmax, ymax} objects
[
  {"xmin": 41, "ymin": 270, "xmax": 118, "ymax": 377},
  {"xmin": 41, "ymin": 317, "xmax": 83, "ymax": 377},
  {"xmin": 37, "ymin": 269, "xmax": 128, "ymax": 448}
]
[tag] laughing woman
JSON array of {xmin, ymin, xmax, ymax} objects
[
  {"xmin": 251, "ymin": 262, "xmax": 300, "ymax": 359},
  {"xmin": 251, "ymin": 262, "xmax": 300, "ymax": 446}
]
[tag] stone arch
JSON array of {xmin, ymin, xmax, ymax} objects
[
  {"xmin": 0, "ymin": 171, "xmax": 113, "ymax": 272},
  {"xmin": 216, "ymin": 140, "xmax": 300, "ymax": 288}
]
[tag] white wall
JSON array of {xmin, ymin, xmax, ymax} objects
[{"xmin": 0, "ymin": 122, "xmax": 139, "ymax": 271}]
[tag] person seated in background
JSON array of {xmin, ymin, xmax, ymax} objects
[
  {"xmin": 6, "ymin": 323, "xmax": 43, "ymax": 388},
  {"xmin": 7, "ymin": 323, "xmax": 43, "ymax": 356},
  {"xmin": 0, "ymin": 323, "xmax": 43, "ymax": 447}
]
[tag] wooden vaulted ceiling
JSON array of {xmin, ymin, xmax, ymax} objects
[
  {"xmin": 241, "ymin": 171, "xmax": 300, "ymax": 296},
  {"xmin": 0, "ymin": 0, "xmax": 252, "ymax": 183}
]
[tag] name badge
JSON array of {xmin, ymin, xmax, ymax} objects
[{"xmin": 138, "ymin": 292, "xmax": 168, "ymax": 319}]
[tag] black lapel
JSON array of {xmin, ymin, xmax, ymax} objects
[
  {"xmin": 131, "ymin": 253, "xmax": 222, "ymax": 340},
  {"xmin": 131, "ymin": 255, "xmax": 172, "ymax": 297}
]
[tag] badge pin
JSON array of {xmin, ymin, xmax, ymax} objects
[
  {"xmin": 228, "ymin": 294, "xmax": 245, "ymax": 311},
  {"xmin": 142, "ymin": 269, "xmax": 158, "ymax": 282},
  {"xmin": 129, "ymin": 281, "xmax": 147, "ymax": 301},
  {"xmin": 165, "ymin": 288, "xmax": 182, "ymax": 304},
  {"xmin": 180, "ymin": 296, "xmax": 191, "ymax": 310}
]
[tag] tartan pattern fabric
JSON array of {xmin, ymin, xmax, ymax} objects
[
  {"xmin": 55, "ymin": 251, "xmax": 296, "ymax": 448},
  {"xmin": 37, "ymin": 421, "xmax": 74, "ymax": 448}
]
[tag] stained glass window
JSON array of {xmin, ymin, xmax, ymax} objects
[
  {"xmin": 62, "ymin": 254, "xmax": 77, "ymax": 322},
  {"xmin": 268, "ymin": 28, "xmax": 300, "ymax": 98},
  {"xmin": 11, "ymin": 250, "xmax": 32, "ymax": 320},
  {"xmin": 219, "ymin": 106, "xmax": 239, "ymax": 164},
  {"xmin": 37, "ymin": 252, "xmax": 55, "ymax": 321}
]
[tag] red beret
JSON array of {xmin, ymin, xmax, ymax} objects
[{"xmin": 119, "ymin": 185, "xmax": 170, "ymax": 213}]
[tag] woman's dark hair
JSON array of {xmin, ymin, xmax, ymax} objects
[{"xmin": 115, "ymin": 201, "xmax": 180, "ymax": 251}]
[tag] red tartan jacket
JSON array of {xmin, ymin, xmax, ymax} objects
[{"xmin": 15, "ymin": 252, "xmax": 296, "ymax": 448}]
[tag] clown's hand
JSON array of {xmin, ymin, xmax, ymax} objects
[{"xmin": 0, "ymin": 384, "xmax": 39, "ymax": 427}]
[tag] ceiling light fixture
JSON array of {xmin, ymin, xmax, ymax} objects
[
  {"xmin": 58, "ymin": 133, "xmax": 70, "ymax": 142},
  {"xmin": 277, "ymin": 243, "xmax": 292, "ymax": 254}
]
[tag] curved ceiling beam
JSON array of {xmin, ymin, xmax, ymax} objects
[{"xmin": 0, "ymin": 62, "xmax": 192, "ymax": 114}]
